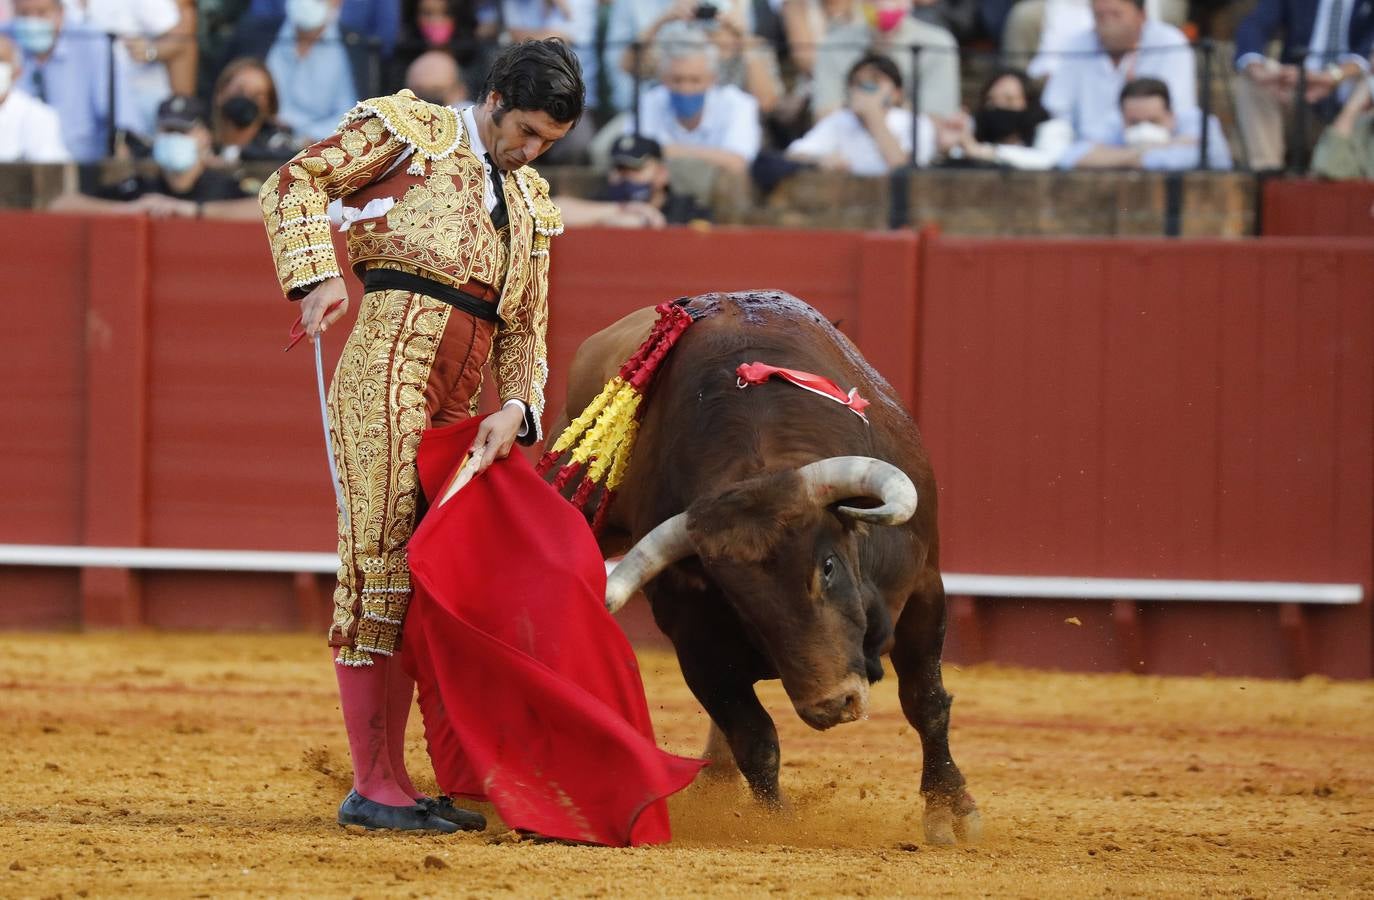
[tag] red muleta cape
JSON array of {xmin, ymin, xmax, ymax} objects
[{"xmin": 403, "ymin": 414, "xmax": 705, "ymax": 846}]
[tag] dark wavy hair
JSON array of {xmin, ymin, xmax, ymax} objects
[
  {"xmin": 483, "ymin": 39, "xmax": 585, "ymax": 125},
  {"xmin": 973, "ymin": 67, "xmax": 1050, "ymax": 146},
  {"xmin": 846, "ymin": 52, "xmax": 903, "ymax": 91},
  {"xmin": 1120, "ymin": 77, "xmax": 1172, "ymax": 109}
]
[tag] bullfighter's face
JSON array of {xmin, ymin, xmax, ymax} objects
[{"xmin": 483, "ymin": 92, "xmax": 574, "ymax": 171}]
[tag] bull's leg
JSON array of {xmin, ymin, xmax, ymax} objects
[
  {"xmin": 700, "ymin": 723, "xmax": 742, "ymax": 783},
  {"xmin": 889, "ymin": 571, "xmax": 981, "ymax": 846},
  {"xmin": 674, "ymin": 645, "xmax": 783, "ymax": 806}
]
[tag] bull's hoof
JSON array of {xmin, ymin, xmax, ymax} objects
[
  {"xmin": 923, "ymin": 792, "xmax": 981, "ymax": 847},
  {"xmin": 922, "ymin": 805, "xmax": 957, "ymax": 846}
]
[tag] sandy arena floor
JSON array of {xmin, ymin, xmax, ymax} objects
[{"xmin": 0, "ymin": 633, "xmax": 1371, "ymax": 899}]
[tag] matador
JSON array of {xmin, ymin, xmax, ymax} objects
[{"xmin": 259, "ymin": 39, "xmax": 583, "ymax": 833}]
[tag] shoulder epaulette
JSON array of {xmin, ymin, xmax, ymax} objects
[{"xmin": 338, "ymin": 89, "xmax": 462, "ymax": 166}]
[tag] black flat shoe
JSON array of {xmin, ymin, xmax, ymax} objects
[
  {"xmin": 417, "ymin": 795, "xmax": 487, "ymax": 831},
  {"xmin": 337, "ymin": 790, "xmax": 460, "ymax": 833}
]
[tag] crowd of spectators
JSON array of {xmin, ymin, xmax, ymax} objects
[{"xmin": 0, "ymin": 0, "xmax": 1371, "ymax": 223}]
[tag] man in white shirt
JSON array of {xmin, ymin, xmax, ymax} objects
[
  {"xmin": 786, "ymin": 52, "xmax": 933, "ymax": 174},
  {"xmin": 631, "ymin": 23, "xmax": 761, "ymax": 174},
  {"xmin": 1040, "ymin": 0, "xmax": 1195, "ymax": 146},
  {"xmin": 0, "ymin": 33, "xmax": 68, "ymax": 161},
  {"xmin": 1008, "ymin": 0, "xmax": 1186, "ymax": 78},
  {"xmin": 8, "ymin": 0, "xmax": 140, "ymax": 161},
  {"xmin": 265, "ymin": 0, "xmax": 358, "ymax": 141},
  {"xmin": 1059, "ymin": 76, "xmax": 1234, "ymax": 170}
]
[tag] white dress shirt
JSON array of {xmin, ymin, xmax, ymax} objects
[
  {"xmin": 0, "ymin": 87, "xmax": 71, "ymax": 162},
  {"xmin": 1041, "ymin": 19, "xmax": 1196, "ymax": 145},
  {"xmin": 991, "ymin": 118, "xmax": 1076, "ymax": 170},
  {"xmin": 1029, "ymin": 0, "xmax": 1168, "ymax": 79},
  {"xmin": 460, "ymin": 104, "xmax": 528, "ymax": 433},
  {"xmin": 460, "ymin": 105, "xmax": 501, "ymax": 215},
  {"xmin": 786, "ymin": 106, "xmax": 933, "ymax": 173}
]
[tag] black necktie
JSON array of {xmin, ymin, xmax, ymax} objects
[
  {"xmin": 484, "ymin": 153, "xmax": 509, "ymax": 230},
  {"xmin": 32, "ymin": 67, "xmax": 46, "ymax": 103}
]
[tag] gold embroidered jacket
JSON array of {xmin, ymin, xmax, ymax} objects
[{"xmin": 258, "ymin": 90, "xmax": 563, "ymax": 441}]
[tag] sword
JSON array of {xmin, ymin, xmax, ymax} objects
[
  {"xmin": 286, "ymin": 299, "xmax": 350, "ymax": 532},
  {"xmin": 314, "ymin": 336, "xmax": 349, "ymax": 532}
]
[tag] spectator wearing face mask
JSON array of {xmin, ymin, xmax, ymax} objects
[
  {"xmin": 625, "ymin": 2, "xmax": 783, "ymax": 115},
  {"xmin": 211, "ymin": 57, "xmax": 299, "ymax": 163},
  {"xmin": 264, "ymin": 0, "xmax": 360, "ymax": 140},
  {"xmin": 246, "ymin": 0, "xmax": 400, "ymax": 57},
  {"xmin": 936, "ymin": 67, "xmax": 1073, "ymax": 169},
  {"xmin": 0, "ymin": 33, "xmax": 69, "ymax": 161},
  {"xmin": 391, "ymin": 0, "xmax": 494, "ymax": 99},
  {"xmin": 5, "ymin": 0, "xmax": 139, "ymax": 161},
  {"xmin": 51, "ymin": 95, "xmax": 262, "ymax": 219},
  {"xmin": 568, "ymin": 132, "xmax": 716, "ymax": 226},
  {"xmin": 785, "ymin": 53, "xmax": 933, "ymax": 174},
  {"xmin": 812, "ymin": 0, "xmax": 959, "ymax": 119},
  {"xmin": 226, "ymin": 0, "xmax": 363, "ymax": 140},
  {"xmin": 1058, "ymin": 77, "xmax": 1233, "ymax": 169},
  {"xmin": 630, "ymin": 23, "xmax": 762, "ymax": 175},
  {"xmin": 1040, "ymin": 0, "xmax": 1195, "ymax": 147},
  {"xmin": 403, "ymin": 48, "xmax": 468, "ymax": 106}
]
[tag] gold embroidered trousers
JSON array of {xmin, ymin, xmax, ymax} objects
[{"xmin": 327, "ymin": 287, "xmax": 496, "ymax": 666}]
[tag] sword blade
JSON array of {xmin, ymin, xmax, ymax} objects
[{"xmin": 315, "ymin": 337, "xmax": 350, "ymax": 533}]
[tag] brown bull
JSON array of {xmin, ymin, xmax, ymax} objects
[{"xmin": 554, "ymin": 291, "xmax": 980, "ymax": 844}]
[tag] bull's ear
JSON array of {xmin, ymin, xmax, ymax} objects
[{"xmin": 684, "ymin": 471, "xmax": 815, "ymax": 564}]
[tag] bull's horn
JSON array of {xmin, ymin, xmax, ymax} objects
[
  {"xmin": 604, "ymin": 513, "xmax": 693, "ymax": 613},
  {"xmin": 797, "ymin": 456, "xmax": 918, "ymax": 525}
]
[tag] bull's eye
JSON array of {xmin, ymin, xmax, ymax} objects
[{"xmin": 822, "ymin": 556, "xmax": 836, "ymax": 583}]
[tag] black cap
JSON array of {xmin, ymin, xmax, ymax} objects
[
  {"xmin": 156, "ymin": 94, "xmax": 206, "ymax": 131},
  {"xmin": 610, "ymin": 134, "xmax": 663, "ymax": 169}
]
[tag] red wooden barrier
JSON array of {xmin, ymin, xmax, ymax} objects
[
  {"xmin": 920, "ymin": 238, "xmax": 1374, "ymax": 677},
  {"xmin": 1263, "ymin": 179, "xmax": 1374, "ymax": 237},
  {"xmin": 1, "ymin": 210, "xmax": 1369, "ymax": 678}
]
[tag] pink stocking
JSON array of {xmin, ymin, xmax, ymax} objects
[
  {"xmin": 384, "ymin": 652, "xmax": 425, "ymax": 800},
  {"xmin": 335, "ymin": 658, "xmax": 416, "ymax": 807}
]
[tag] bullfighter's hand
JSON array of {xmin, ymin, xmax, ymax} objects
[
  {"xmin": 469, "ymin": 403, "xmax": 525, "ymax": 475},
  {"xmin": 300, "ymin": 276, "xmax": 350, "ymax": 340}
]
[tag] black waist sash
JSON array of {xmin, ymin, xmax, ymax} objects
[{"xmin": 363, "ymin": 268, "xmax": 500, "ymax": 322}]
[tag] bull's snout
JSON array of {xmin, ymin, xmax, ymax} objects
[{"xmin": 795, "ymin": 676, "xmax": 870, "ymax": 731}]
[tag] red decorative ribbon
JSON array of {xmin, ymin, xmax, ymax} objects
[{"xmin": 735, "ymin": 362, "xmax": 871, "ymax": 421}]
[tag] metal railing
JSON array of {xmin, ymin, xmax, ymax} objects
[{"xmin": 0, "ymin": 544, "xmax": 1361, "ymax": 605}]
